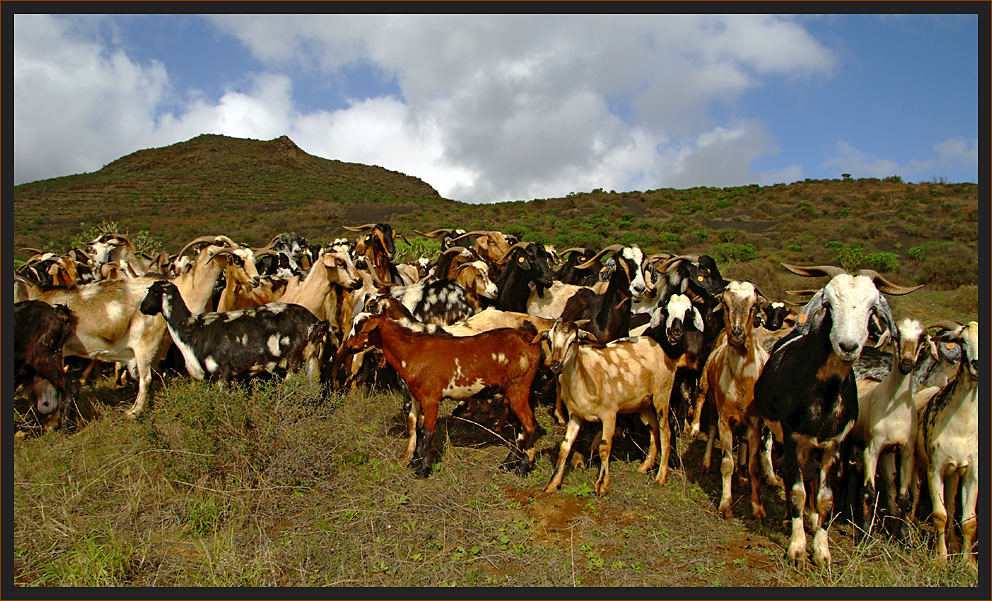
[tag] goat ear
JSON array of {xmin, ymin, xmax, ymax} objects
[
  {"xmin": 873, "ymin": 293, "xmax": 899, "ymax": 348},
  {"xmin": 793, "ymin": 289, "xmax": 825, "ymax": 335},
  {"xmin": 692, "ymin": 306, "xmax": 705, "ymax": 332}
]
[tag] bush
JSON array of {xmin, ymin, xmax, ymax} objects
[
  {"xmin": 864, "ymin": 251, "xmax": 898, "ymax": 272},
  {"xmin": 709, "ymin": 243, "xmax": 756, "ymax": 263}
]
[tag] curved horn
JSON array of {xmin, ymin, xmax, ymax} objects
[
  {"xmin": 413, "ymin": 228, "xmax": 454, "ymax": 238},
  {"xmin": 780, "ymin": 263, "xmax": 847, "ymax": 278},
  {"xmin": 646, "ymin": 252, "xmax": 675, "ymax": 262},
  {"xmin": 495, "ymin": 241, "xmax": 531, "ymax": 265},
  {"xmin": 924, "ymin": 320, "xmax": 964, "ymax": 333},
  {"xmin": 178, "ymin": 235, "xmax": 226, "ymax": 258},
  {"xmin": 448, "ymin": 230, "xmax": 494, "ymax": 243},
  {"xmin": 18, "ymin": 247, "xmax": 47, "ymax": 255},
  {"xmin": 342, "ymin": 224, "xmax": 377, "ymax": 232},
  {"xmin": 206, "ymin": 248, "xmax": 241, "ymax": 264},
  {"xmin": 252, "ymin": 248, "xmax": 280, "ymax": 259},
  {"xmin": 786, "ymin": 288, "xmax": 821, "ymax": 297},
  {"xmin": 559, "ymin": 247, "xmax": 592, "ymax": 257},
  {"xmin": 574, "ymin": 244, "xmax": 625, "ymax": 270},
  {"xmin": 856, "ymin": 269, "xmax": 924, "ymax": 296},
  {"xmin": 658, "ymin": 254, "xmax": 700, "ymax": 273}
]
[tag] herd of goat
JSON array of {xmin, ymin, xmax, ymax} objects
[{"xmin": 12, "ymin": 223, "xmax": 978, "ymax": 573}]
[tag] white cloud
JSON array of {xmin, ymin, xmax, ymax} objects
[
  {"xmin": 15, "ymin": 14, "xmax": 839, "ymax": 202},
  {"xmin": 823, "ymin": 138, "xmax": 978, "ymax": 183},
  {"xmin": 14, "ymin": 14, "xmax": 169, "ymax": 182}
]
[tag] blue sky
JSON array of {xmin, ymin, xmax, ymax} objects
[{"xmin": 13, "ymin": 12, "xmax": 980, "ymax": 203}]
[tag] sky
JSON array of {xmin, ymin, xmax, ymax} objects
[{"xmin": 12, "ymin": 12, "xmax": 981, "ymax": 204}]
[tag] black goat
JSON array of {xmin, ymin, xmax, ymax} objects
[
  {"xmin": 139, "ymin": 280, "xmax": 329, "ymax": 383},
  {"xmin": 753, "ymin": 263, "xmax": 920, "ymax": 568},
  {"xmin": 494, "ymin": 242, "xmax": 555, "ymax": 313},
  {"xmin": 559, "ymin": 245, "xmax": 648, "ymax": 344}
]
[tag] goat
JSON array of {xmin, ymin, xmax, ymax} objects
[
  {"xmin": 915, "ymin": 320, "xmax": 979, "ymax": 573},
  {"xmin": 693, "ymin": 281, "xmax": 771, "ymax": 519},
  {"xmin": 554, "ymin": 247, "xmax": 599, "ymax": 285},
  {"xmin": 14, "ymin": 300, "xmax": 78, "ymax": 431},
  {"xmin": 753, "ymin": 263, "xmax": 921, "ymax": 567},
  {"xmin": 557, "ymin": 245, "xmax": 649, "ymax": 344},
  {"xmin": 846, "ymin": 318, "xmax": 928, "ymax": 539},
  {"xmin": 278, "ymin": 249, "xmax": 362, "ymax": 345},
  {"xmin": 140, "ymin": 280, "xmax": 328, "ymax": 384},
  {"xmin": 344, "ymin": 223, "xmax": 409, "ymax": 284},
  {"xmin": 14, "ymin": 238, "xmax": 243, "ymax": 416},
  {"xmin": 448, "ymin": 230, "xmax": 515, "ymax": 265},
  {"xmin": 87, "ymin": 233, "xmax": 152, "ymax": 277},
  {"xmin": 540, "ymin": 319, "xmax": 694, "ymax": 494},
  {"xmin": 493, "ymin": 242, "xmax": 555, "ymax": 313},
  {"xmin": 413, "ymin": 228, "xmax": 468, "ymax": 251},
  {"xmin": 386, "ymin": 260, "xmax": 498, "ymax": 326},
  {"xmin": 335, "ymin": 316, "xmax": 544, "ymax": 477}
]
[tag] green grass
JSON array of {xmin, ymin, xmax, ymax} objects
[{"xmin": 12, "ymin": 372, "xmax": 980, "ymax": 588}]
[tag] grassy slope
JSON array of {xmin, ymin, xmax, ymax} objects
[
  {"xmin": 13, "ymin": 134, "xmax": 979, "ymax": 324},
  {"xmin": 12, "ymin": 374, "xmax": 979, "ymax": 588}
]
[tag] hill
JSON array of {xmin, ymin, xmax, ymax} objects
[
  {"xmin": 13, "ymin": 133, "xmax": 979, "ymax": 322},
  {"xmin": 13, "ymin": 133, "xmax": 451, "ymax": 254}
]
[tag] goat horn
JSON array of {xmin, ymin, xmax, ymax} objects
[
  {"xmin": 559, "ymin": 247, "xmax": 592, "ymax": 257},
  {"xmin": 574, "ymin": 244, "xmax": 625, "ymax": 270},
  {"xmin": 253, "ymin": 248, "xmax": 280, "ymax": 258},
  {"xmin": 342, "ymin": 224, "xmax": 377, "ymax": 232},
  {"xmin": 658, "ymin": 254, "xmax": 700, "ymax": 272},
  {"xmin": 206, "ymin": 248, "xmax": 240, "ymax": 263},
  {"xmin": 495, "ymin": 241, "xmax": 531, "ymax": 265},
  {"xmin": 18, "ymin": 247, "xmax": 46, "ymax": 255},
  {"xmin": 924, "ymin": 320, "xmax": 964, "ymax": 333},
  {"xmin": 780, "ymin": 263, "xmax": 847, "ymax": 278},
  {"xmin": 178, "ymin": 235, "xmax": 226, "ymax": 258},
  {"xmin": 786, "ymin": 288, "xmax": 821, "ymax": 297},
  {"xmin": 646, "ymin": 252, "xmax": 675, "ymax": 262},
  {"xmin": 449, "ymin": 230, "xmax": 495, "ymax": 243},
  {"xmin": 856, "ymin": 269, "xmax": 924, "ymax": 296},
  {"xmin": 413, "ymin": 228, "xmax": 453, "ymax": 238}
]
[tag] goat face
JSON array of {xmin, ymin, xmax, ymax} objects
[
  {"xmin": 686, "ymin": 255, "xmax": 726, "ymax": 298},
  {"xmin": 617, "ymin": 246, "xmax": 648, "ymax": 297},
  {"xmin": 941, "ymin": 321, "xmax": 979, "ymax": 381},
  {"xmin": 546, "ymin": 320, "xmax": 580, "ymax": 375},
  {"xmin": 650, "ymin": 293, "xmax": 703, "ymax": 348},
  {"xmin": 895, "ymin": 318, "xmax": 926, "ymax": 375},
  {"xmin": 317, "ymin": 251, "xmax": 362, "ymax": 290},
  {"xmin": 721, "ymin": 281, "xmax": 763, "ymax": 348},
  {"xmin": 368, "ymin": 224, "xmax": 398, "ymax": 260},
  {"xmin": 457, "ymin": 262, "xmax": 499, "ymax": 300},
  {"xmin": 139, "ymin": 280, "xmax": 170, "ymax": 317},
  {"xmin": 799, "ymin": 274, "xmax": 896, "ymax": 363},
  {"xmin": 762, "ymin": 302, "xmax": 790, "ymax": 331}
]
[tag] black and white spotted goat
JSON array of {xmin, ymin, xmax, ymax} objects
[
  {"xmin": 140, "ymin": 280, "xmax": 329, "ymax": 383},
  {"xmin": 753, "ymin": 263, "xmax": 920, "ymax": 567}
]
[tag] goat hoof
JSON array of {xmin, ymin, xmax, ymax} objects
[
  {"xmin": 718, "ymin": 505, "xmax": 733, "ymax": 519},
  {"xmin": 513, "ymin": 457, "xmax": 532, "ymax": 477},
  {"xmin": 752, "ymin": 505, "xmax": 766, "ymax": 521}
]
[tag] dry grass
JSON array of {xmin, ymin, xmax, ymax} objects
[{"xmin": 12, "ymin": 372, "xmax": 981, "ymax": 589}]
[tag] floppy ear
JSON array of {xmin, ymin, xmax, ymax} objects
[
  {"xmin": 793, "ymin": 289, "xmax": 825, "ymax": 336},
  {"xmin": 691, "ymin": 306, "xmax": 705, "ymax": 332}
]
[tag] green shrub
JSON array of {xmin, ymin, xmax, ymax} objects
[
  {"xmin": 864, "ymin": 251, "xmax": 898, "ymax": 272},
  {"xmin": 709, "ymin": 243, "xmax": 756, "ymax": 263},
  {"xmin": 717, "ymin": 229, "xmax": 739, "ymax": 243}
]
